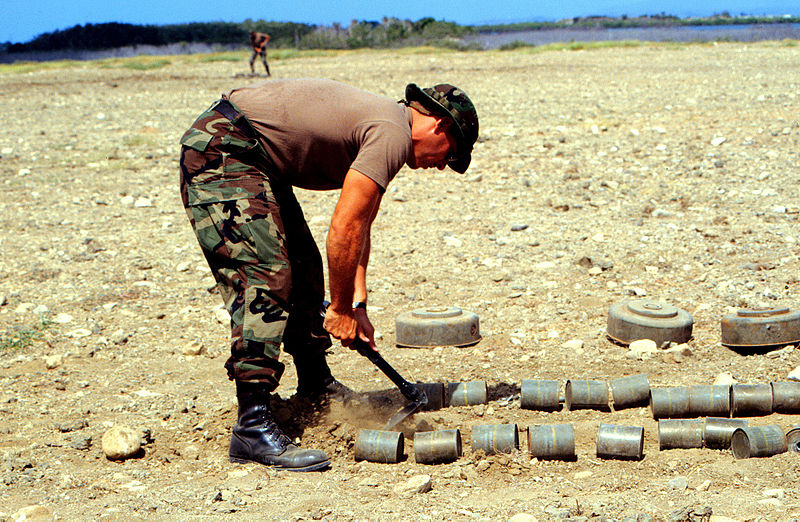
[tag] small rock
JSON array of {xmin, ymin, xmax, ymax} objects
[
  {"xmin": 587, "ymin": 266, "xmax": 603, "ymax": 276},
  {"xmin": 178, "ymin": 444, "xmax": 201, "ymax": 460},
  {"xmin": 510, "ymin": 224, "xmax": 529, "ymax": 232},
  {"xmin": 32, "ymin": 304, "xmax": 49, "ymax": 315},
  {"xmin": 509, "ymin": 514, "xmax": 538, "ymax": 522},
  {"xmin": 15, "ymin": 303, "xmax": 35, "ymax": 314},
  {"xmin": 110, "ymin": 329, "xmax": 129, "ymax": 345},
  {"xmin": 574, "ymin": 470, "xmax": 593, "ymax": 479},
  {"xmin": 443, "ymin": 236, "xmax": 462, "ymax": 248},
  {"xmin": 393, "ymin": 474, "xmax": 431, "ymax": 498},
  {"xmin": 214, "ymin": 307, "xmax": 231, "ymax": 324},
  {"xmin": 710, "ymin": 137, "xmax": 726, "ymax": 146},
  {"xmin": 628, "ymin": 339, "xmax": 658, "ymax": 360},
  {"xmin": 102, "ymin": 425, "xmax": 142, "ymax": 460},
  {"xmin": 133, "ymin": 197, "xmax": 152, "ymax": 208},
  {"xmin": 696, "ymin": 479, "xmax": 711, "ymax": 491},
  {"xmin": 562, "ymin": 339, "xmax": 584, "ymax": 350},
  {"xmin": 763, "ymin": 488, "xmax": 784, "ymax": 499},
  {"xmin": 475, "ymin": 460, "xmax": 490, "ymax": 472},
  {"xmin": 787, "ymin": 366, "xmax": 800, "ymax": 382},
  {"xmin": 10, "ymin": 505, "xmax": 52, "ymax": 521},
  {"xmin": 52, "ymin": 313, "xmax": 73, "ymax": 324},
  {"xmin": 182, "ymin": 342, "xmax": 206, "ymax": 356},
  {"xmin": 0, "ymin": 294, "xmax": 6, "ymax": 306},
  {"xmin": 713, "ymin": 372, "xmax": 737, "ymax": 386},
  {"xmin": 668, "ymin": 476, "xmax": 689, "ymax": 491},
  {"xmin": 757, "ymin": 498, "xmax": 782, "ymax": 507},
  {"xmin": 43, "ymin": 354, "xmax": 65, "ymax": 370},
  {"xmin": 176, "ymin": 261, "xmax": 191, "ymax": 272},
  {"xmin": 68, "ymin": 435, "xmax": 92, "ymax": 451},
  {"xmin": 120, "ymin": 195, "xmax": 135, "ymax": 206},
  {"xmin": 56, "ymin": 419, "xmax": 88, "ymax": 433}
]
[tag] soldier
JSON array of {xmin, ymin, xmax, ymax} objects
[
  {"xmin": 248, "ymin": 31, "xmax": 270, "ymax": 76},
  {"xmin": 178, "ymin": 79, "xmax": 478, "ymax": 471}
]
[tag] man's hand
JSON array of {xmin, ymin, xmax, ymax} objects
[{"xmin": 323, "ymin": 305, "xmax": 376, "ymax": 350}]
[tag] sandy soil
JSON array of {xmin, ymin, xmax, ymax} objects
[{"xmin": 1, "ymin": 43, "xmax": 799, "ymax": 520}]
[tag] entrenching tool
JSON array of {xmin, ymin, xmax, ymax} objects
[{"xmin": 321, "ymin": 303, "xmax": 428, "ymax": 430}]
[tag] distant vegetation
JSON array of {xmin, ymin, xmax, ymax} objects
[{"xmin": 2, "ymin": 13, "xmax": 798, "ymax": 53}]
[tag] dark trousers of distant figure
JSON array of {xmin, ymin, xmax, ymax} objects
[
  {"xmin": 249, "ymin": 48, "xmax": 270, "ymax": 76},
  {"xmin": 178, "ymin": 102, "xmax": 330, "ymax": 391}
]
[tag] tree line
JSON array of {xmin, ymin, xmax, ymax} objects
[{"xmin": 3, "ymin": 18, "xmax": 471, "ymax": 52}]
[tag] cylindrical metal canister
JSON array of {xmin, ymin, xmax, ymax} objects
[
  {"xmin": 609, "ymin": 374, "xmax": 650, "ymax": 410},
  {"xmin": 415, "ymin": 382, "xmax": 445, "ymax": 411},
  {"xmin": 687, "ymin": 385, "xmax": 731, "ymax": 417},
  {"xmin": 730, "ymin": 425, "xmax": 787, "ymax": 459},
  {"xmin": 771, "ymin": 382, "xmax": 800, "ymax": 413},
  {"xmin": 414, "ymin": 429, "xmax": 462, "ymax": 464},
  {"xmin": 471, "ymin": 424, "xmax": 518, "ymax": 455},
  {"xmin": 565, "ymin": 379, "xmax": 609, "ymax": 411},
  {"xmin": 447, "ymin": 381, "xmax": 488, "ymax": 407},
  {"xmin": 520, "ymin": 379, "xmax": 561, "ymax": 411},
  {"xmin": 658, "ymin": 419, "xmax": 703, "ymax": 450},
  {"xmin": 596, "ymin": 424, "xmax": 644, "ymax": 460},
  {"xmin": 354, "ymin": 429, "xmax": 404, "ymax": 463},
  {"xmin": 703, "ymin": 418, "xmax": 748, "ymax": 449},
  {"xmin": 786, "ymin": 426, "xmax": 800, "ymax": 453},
  {"xmin": 731, "ymin": 384, "xmax": 773, "ymax": 417},
  {"xmin": 528, "ymin": 424, "xmax": 576, "ymax": 461},
  {"xmin": 649, "ymin": 387, "xmax": 690, "ymax": 419}
]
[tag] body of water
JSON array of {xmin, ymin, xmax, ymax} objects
[{"xmin": 467, "ymin": 23, "xmax": 800, "ymax": 49}]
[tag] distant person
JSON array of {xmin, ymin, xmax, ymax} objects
[
  {"xmin": 249, "ymin": 31, "xmax": 270, "ymax": 76},
  {"xmin": 178, "ymin": 79, "xmax": 478, "ymax": 471}
]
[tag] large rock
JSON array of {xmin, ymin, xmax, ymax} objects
[
  {"xmin": 101, "ymin": 425, "xmax": 142, "ymax": 460},
  {"xmin": 393, "ymin": 474, "xmax": 431, "ymax": 498}
]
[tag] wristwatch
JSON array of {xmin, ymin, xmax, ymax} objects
[{"xmin": 352, "ymin": 301, "xmax": 367, "ymax": 311}]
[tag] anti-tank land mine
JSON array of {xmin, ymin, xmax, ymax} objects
[{"xmin": 0, "ymin": 42, "xmax": 799, "ymax": 519}]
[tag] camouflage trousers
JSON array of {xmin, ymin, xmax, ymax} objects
[{"xmin": 179, "ymin": 99, "xmax": 331, "ymax": 389}]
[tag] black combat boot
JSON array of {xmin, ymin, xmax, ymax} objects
[
  {"xmin": 229, "ymin": 380, "xmax": 330, "ymax": 471},
  {"xmin": 294, "ymin": 351, "xmax": 348, "ymax": 399}
]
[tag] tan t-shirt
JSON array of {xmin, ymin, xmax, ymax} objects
[{"xmin": 223, "ymin": 78, "xmax": 412, "ymax": 191}]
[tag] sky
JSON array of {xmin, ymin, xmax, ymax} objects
[{"xmin": 4, "ymin": 0, "xmax": 799, "ymax": 44}]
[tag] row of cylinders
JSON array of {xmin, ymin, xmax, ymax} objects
[
  {"xmin": 355, "ymin": 420, "xmax": 795, "ymax": 464},
  {"xmin": 522, "ymin": 376, "xmax": 800, "ymax": 418}
]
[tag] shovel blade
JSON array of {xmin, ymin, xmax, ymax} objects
[{"xmin": 383, "ymin": 399, "xmax": 426, "ymax": 431}]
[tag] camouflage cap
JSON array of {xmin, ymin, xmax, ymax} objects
[{"xmin": 405, "ymin": 83, "xmax": 479, "ymax": 173}]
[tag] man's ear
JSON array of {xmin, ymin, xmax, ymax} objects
[{"xmin": 434, "ymin": 117, "xmax": 451, "ymax": 133}]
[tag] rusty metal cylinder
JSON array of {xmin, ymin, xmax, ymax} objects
[
  {"xmin": 415, "ymin": 382, "xmax": 445, "ymax": 411},
  {"xmin": 786, "ymin": 426, "xmax": 800, "ymax": 453},
  {"xmin": 520, "ymin": 379, "xmax": 561, "ymax": 411},
  {"xmin": 687, "ymin": 385, "xmax": 731, "ymax": 417},
  {"xmin": 471, "ymin": 424, "xmax": 518, "ymax": 455},
  {"xmin": 596, "ymin": 424, "xmax": 644, "ymax": 460},
  {"xmin": 354, "ymin": 429, "xmax": 404, "ymax": 463},
  {"xmin": 730, "ymin": 425, "xmax": 787, "ymax": 459},
  {"xmin": 609, "ymin": 374, "xmax": 650, "ymax": 410},
  {"xmin": 447, "ymin": 381, "xmax": 488, "ymax": 407},
  {"xmin": 650, "ymin": 387, "xmax": 690, "ymax": 419},
  {"xmin": 565, "ymin": 379, "xmax": 609, "ymax": 411},
  {"xmin": 731, "ymin": 384, "xmax": 773, "ymax": 417},
  {"xmin": 703, "ymin": 418, "xmax": 748, "ymax": 449},
  {"xmin": 658, "ymin": 419, "xmax": 703, "ymax": 450},
  {"xmin": 414, "ymin": 429, "xmax": 462, "ymax": 464},
  {"xmin": 771, "ymin": 381, "xmax": 800, "ymax": 413},
  {"xmin": 528, "ymin": 424, "xmax": 575, "ymax": 461}
]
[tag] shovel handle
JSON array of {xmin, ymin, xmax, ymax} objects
[{"xmin": 351, "ymin": 338, "xmax": 425, "ymax": 403}]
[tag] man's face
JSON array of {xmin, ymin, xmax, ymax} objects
[{"xmin": 409, "ymin": 115, "xmax": 458, "ymax": 171}]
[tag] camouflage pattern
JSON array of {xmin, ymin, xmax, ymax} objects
[
  {"xmin": 405, "ymin": 83, "xmax": 479, "ymax": 173},
  {"xmin": 179, "ymin": 101, "xmax": 330, "ymax": 389}
]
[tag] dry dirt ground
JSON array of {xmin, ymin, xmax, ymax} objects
[{"xmin": 1, "ymin": 43, "xmax": 799, "ymax": 520}]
